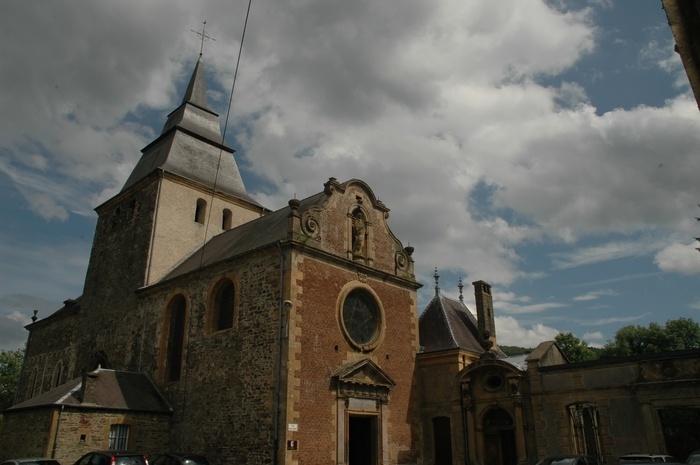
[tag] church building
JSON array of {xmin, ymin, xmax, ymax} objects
[{"xmin": 2, "ymin": 55, "xmax": 700, "ymax": 465}]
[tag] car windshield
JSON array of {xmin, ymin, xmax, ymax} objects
[{"xmin": 114, "ymin": 457, "xmax": 146, "ymax": 465}]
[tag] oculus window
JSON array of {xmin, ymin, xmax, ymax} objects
[{"xmin": 341, "ymin": 288, "xmax": 382, "ymax": 351}]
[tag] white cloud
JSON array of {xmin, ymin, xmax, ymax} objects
[
  {"xmin": 577, "ymin": 314, "xmax": 647, "ymax": 326},
  {"xmin": 496, "ymin": 316, "xmax": 560, "ymax": 348},
  {"xmin": 654, "ymin": 243, "xmax": 700, "ymax": 275},
  {"xmin": 582, "ymin": 331, "xmax": 604, "ymax": 341},
  {"xmin": 573, "ymin": 289, "xmax": 617, "ymax": 301}
]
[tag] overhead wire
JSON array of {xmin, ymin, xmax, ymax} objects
[{"xmin": 199, "ymin": 0, "xmax": 255, "ymax": 269}]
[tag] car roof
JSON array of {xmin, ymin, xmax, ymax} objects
[{"xmin": 4, "ymin": 459, "xmax": 60, "ymax": 462}]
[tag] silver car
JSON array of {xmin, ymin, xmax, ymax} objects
[{"xmin": 1, "ymin": 459, "xmax": 61, "ymax": 465}]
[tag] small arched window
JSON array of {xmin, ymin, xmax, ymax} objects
[
  {"xmin": 29, "ymin": 367, "xmax": 39, "ymax": 398},
  {"xmin": 222, "ymin": 208, "xmax": 232, "ymax": 230},
  {"xmin": 195, "ymin": 198, "xmax": 207, "ymax": 224},
  {"xmin": 166, "ymin": 295, "xmax": 187, "ymax": 382},
  {"xmin": 214, "ymin": 279, "xmax": 236, "ymax": 331}
]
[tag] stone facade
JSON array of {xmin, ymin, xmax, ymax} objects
[
  {"xmin": 1, "ymin": 408, "xmax": 170, "ymax": 464},
  {"xmin": 527, "ymin": 349, "xmax": 700, "ymax": 462}
]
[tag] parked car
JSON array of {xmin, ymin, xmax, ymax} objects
[
  {"xmin": 72, "ymin": 451, "xmax": 148, "ymax": 465},
  {"xmin": 536, "ymin": 455, "xmax": 602, "ymax": 465},
  {"xmin": 151, "ymin": 454, "xmax": 208, "ymax": 465},
  {"xmin": 1, "ymin": 459, "xmax": 61, "ymax": 465},
  {"xmin": 687, "ymin": 450, "xmax": 700, "ymax": 465},
  {"xmin": 619, "ymin": 454, "xmax": 679, "ymax": 463}
]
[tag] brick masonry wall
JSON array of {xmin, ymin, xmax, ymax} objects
[{"xmin": 286, "ymin": 254, "xmax": 420, "ymax": 465}]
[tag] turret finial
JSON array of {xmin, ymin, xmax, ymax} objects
[{"xmin": 458, "ymin": 277, "xmax": 464, "ymax": 303}]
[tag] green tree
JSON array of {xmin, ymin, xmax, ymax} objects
[
  {"xmin": 0, "ymin": 347, "xmax": 24, "ymax": 411},
  {"xmin": 664, "ymin": 317, "xmax": 700, "ymax": 350},
  {"xmin": 555, "ymin": 332, "xmax": 598, "ymax": 362},
  {"xmin": 600, "ymin": 318, "xmax": 700, "ymax": 358}
]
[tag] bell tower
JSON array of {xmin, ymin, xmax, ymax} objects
[
  {"xmin": 84, "ymin": 54, "xmax": 265, "ymax": 295},
  {"xmin": 76, "ymin": 55, "xmax": 265, "ymax": 372}
]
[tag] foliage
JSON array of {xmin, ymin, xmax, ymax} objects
[
  {"xmin": 499, "ymin": 345, "xmax": 533, "ymax": 356},
  {"xmin": 0, "ymin": 347, "xmax": 24, "ymax": 411},
  {"xmin": 600, "ymin": 317, "xmax": 700, "ymax": 359},
  {"xmin": 555, "ymin": 332, "xmax": 598, "ymax": 362}
]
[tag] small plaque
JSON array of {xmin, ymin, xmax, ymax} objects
[
  {"xmin": 288, "ymin": 423, "xmax": 298, "ymax": 431},
  {"xmin": 287, "ymin": 440, "xmax": 298, "ymax": 450}
]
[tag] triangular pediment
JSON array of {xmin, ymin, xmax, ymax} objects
[{"xmin": 333, "ymin": 359, "xmax": 395, "ymax": 401}]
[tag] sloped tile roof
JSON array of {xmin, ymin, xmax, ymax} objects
[{"xmin": 6, "ymin": 368, "xmax": 171, "ymax": 414}]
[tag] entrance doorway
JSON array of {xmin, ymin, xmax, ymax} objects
[
  {"xmin": 659, "ymin": 408, "xmax": 700, "ymax": 460},
  {"xmin": 483, "ymin": 407, "xmax": 517, "ymax": 465},
  {"xmin": 433, "ymin": 416, "xmax": 453, "ymax": 465},
  {"xmin": 348, "ymin": 415, "xmax": 378, "ymax": 465}
]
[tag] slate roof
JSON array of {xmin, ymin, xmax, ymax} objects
[
  {"xmin": 164, "ymin": 191, "xmax": 327, "ymax": 279},
  {"xmin": 6, "ymin": 368, "xmax": 172, "ymax": 414},
  {"xmin": 419, "ymin": 292, "xmax": 485, "ymax": 354},
  {"xmin": 121, "ymin": 55, "xmax": 261, "ymax": 208}
]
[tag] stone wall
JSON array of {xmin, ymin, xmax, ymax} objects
[
  {"xmin": 0, "ymin": 407, "xmax": 170, "ymax": 464},
  {"xmin": 529, "ymin": 350, "xmax": 700, "ymax": 462},
  {"xmin": 0, "ymin": 408, "xmax": 54, "ymax": 461},
  {"xmin": 136, "ymin": 246, "xmax": 283, "ymax": 464}
]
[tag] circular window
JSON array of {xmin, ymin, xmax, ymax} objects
[
  {"xmin": 484, "ymin": 372, "xmax": 504, "ymax": 392},
  {"xmin": 341, "ymin": 289, "xmax": 381, "ymax": 351}
]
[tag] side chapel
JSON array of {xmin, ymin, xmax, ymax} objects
[{"xmin": 2, "ymin": 54, "xmax": 700, "ymax": 465}]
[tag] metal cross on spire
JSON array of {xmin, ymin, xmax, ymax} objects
[
  {"xmin": 191, "ymin": 21, "xmax": 215, "ymax": 56},
  {"xmin": 434, "ymin": 267, "xmax": 440, "ymax": 296}
]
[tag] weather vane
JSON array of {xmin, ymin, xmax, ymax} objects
[{"xmin": 191, "ymin": 21, "xmax": 215, "ymax": 56}]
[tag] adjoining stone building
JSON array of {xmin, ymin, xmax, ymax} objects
[
  {"xmin": 417, "ymin": 280, "xmax": 700, "ymax": 465},
  {"xmin": 2, "ymin": 54, "xmax": 700, "ymax": 465}
]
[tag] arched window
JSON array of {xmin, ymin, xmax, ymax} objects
[
  {"xmin": 195, "ymin": 198, "xmax": 207, "ymax": 224},
  {"xmin": 222, "ymin": 208, "xmax": 232, "ymax": 230},
  {"xmin": 52, "ymin": 361, "xmax": 63, "ymax": 388},
  {"xmin": 166, "ymin": 295, "xmax": 187, "ymax": 382},
  {"xmin": 214, "ymin": 279, "xmax": 236, "ymax": 331},
  {"xmin": 569, "ymin": 403, "xmax": 601, "ymax": 458}
]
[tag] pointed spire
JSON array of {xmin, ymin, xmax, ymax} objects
[
  {"xmin": 121, "ymin": 53, "xmax": 262, "ymax": 208},
  {"xmin": 434, "ymin": 267, "xmax": 440, "ymax": 296},
  {"xmin": 182, "ymin": 55, "xmax": 208, "ymax": 109},
  {"xmin": 458, "ymin": 277, "xmax": 464, "ymax": 303}
]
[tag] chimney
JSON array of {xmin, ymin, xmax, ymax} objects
[
  {"xmin": 473, "ymin": 280, "xmax": 497, "ymax": 351},
  {"xmin": 81, "ymin": 366, "xmax": 101, "ymax": 405}
]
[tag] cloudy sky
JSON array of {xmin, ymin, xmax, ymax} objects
[{"xmin": 1, "ymin": 0, "xmax": 699, "ymax": 352}]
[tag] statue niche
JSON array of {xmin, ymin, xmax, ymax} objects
[{"xmin": 351, "ymin": 208, "xmax": 367, "ymax": 259}]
